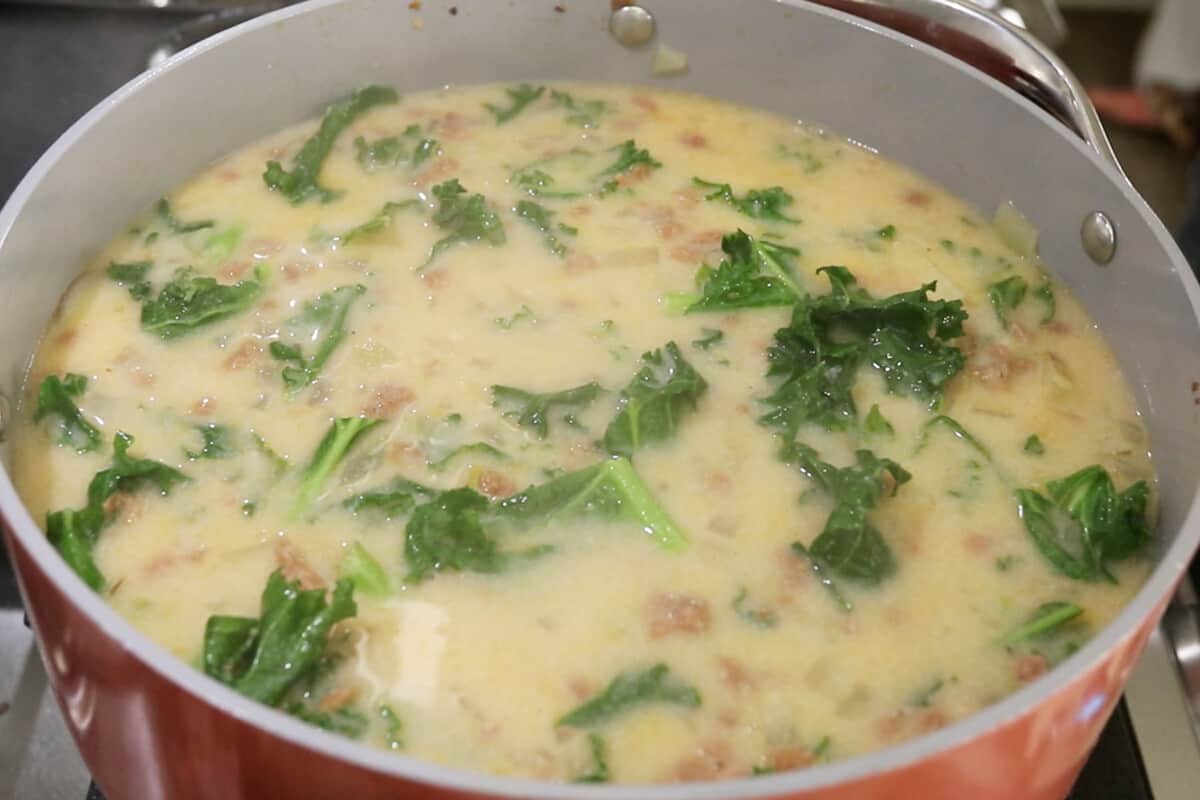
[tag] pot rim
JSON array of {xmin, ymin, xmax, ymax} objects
[{"xmin": 2, "ymin": 0, "xmax": 1198, "ymax": 796}]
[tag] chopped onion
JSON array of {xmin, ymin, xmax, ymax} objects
[
  {"xmin": 993, "ymin": 201, "xmax": 1039, "ymax": 258},
  {"xmin": 653, "ymin": 43, "xmax": 689, "ymax": 76}
]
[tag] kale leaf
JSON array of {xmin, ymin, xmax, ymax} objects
[
  {"xmin": 670, "ymin": 230, "xmax": 802, "ymax": 313},
  {"xmin": 106, "ymin": 260, "xmax": 153, "ymax": 301},
  {"xmin": 1016, "ymin": 465, "xmax": 1151, "ymax": 582},
  {"xmin": 484, "ymin": 83, "xmax": 545, "ymax": 124},
  {"xmin": 692, "ymin": 178, "xmax": 799, "ymax": 223},
  {"xmin": 338, "ymin": 541, "xmax": 393, "ymax": 597},
  {"xmin": 1033, "ymin": 281, "xmax": 1056, "ymax": 323},
  {"xmin": 268, "ymin": 284, "xmax": 366, "ymax": 393},
  {"xmin": 292, "ymin": 416, "xmax": 382, "ymax": 519},
  {"xmin": 1001, "ymin": 601, "xmax": 1083, "ymax": 646},
  {"xmin": 343, "ymin": 477, "xmax": 436, "ymax": 518},
  {"xmin": 490, "ymin": 382, "xmax": 602, "ymax": 438},
  {"xmin": 137, "ymin": 266, "xmax": 264, "ymax": 340},
  {"xmin": 550, "ymin": 90, "xmax": 609, "ymax": 128},
  {"xmin": 573, "ymin": 733, "xmax": 611, "ymax": 783},
  {"xmin": 1024, "ymin": 434, "xmax": 1045, "ymax": 456},
  {"xmin": 335, "ymin": 200, "xmax": 418, "ymax": 246},
  {"xmin": 423, "ymin": 179, "xmax": 506, "ymax": 267},
  {"xmin": 263, "ymin": 85, "xmax": 399, "ymax": 204},
  {"xmin": 556, "ymin": 663, "xmax": 701, "ymax": 727},
  {"xmin": 496, "ymin": 457, "xmax": 687, "ymax": 551},
  {"xmin": 34, "ymin": 373, "xmax": 102, "ymax": 453},
  {"xmin": 691, "ymin": 328, "xmax": 724, "ymax": 350},
  {"xmin": 987, "ymin": 275, "xmax": 1028, "ymax": 329},
  {"xmin": 596, "ymin": 140, "xmax": 661, "ymax": 195},
  {"xmin": 156, "ymin": 198, "xmax": 214, "ymax": 234},
  {"xmin": 202, "ymin": 570, "xmax": 356, "ymax": 705},
  {"xmin": 184, "ymin": 423, "xmax": 235, "ymax": 460},
  {"xmin": 46, "ymin": 432, "xmax": 188, "ymax": 591},
  {"xmin": 426, "ymin": 442, "xmax": 509, "ymax": 472},
  {"xmin": 514, "ymin": 199, "xmax": 575, "ymax": 256},
  {"xmin": 603, "ymin": 342, "xmax": 708, "ymax": 458},
  {"xmin": 781, "ymin": 442, "xmax": 910, "ymax": 584},
  {"xmin": 286, "ymin": 703, "xmax": 367, "ymax": 739},
  {"xmin": 759, "ymin": 266, "xmax": 967, "ymax": 436},
  {"xmin": 863, "ymin": 404, "xmax": 894, "ymax": 438},
  {"xmin": 404, "ymin": 487, "xmax": 505, "ymax": 583},
  {"xmin": 353, "ymin": 124, "xmax": 439, "ymax": 172}
]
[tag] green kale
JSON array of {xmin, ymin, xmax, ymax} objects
[
  {"xmin": 484, "ymin": 83, "xmax": 545, "ymax": 124},
  {"xmin": 692, "ymin": 178, "xmax": 800, "ymax": 223},
  {"xmin": 286, "ymin": 703, "xmax": 367, "ymax": 739},
  {"xmin": 875, "ymin": 224, "xmax": 897, "ymax": 240},
  {"xmin": 668, "ymin": 230, "xmax": 802, "ymax": 313},
  {"xmin": 602, "ymin": 342, "xmax": 708, "ymax": 458},
  {"xmin": 550, "ymin": 90, "xmax": 609, "ymax": 128},
  {"xmin": 573, "ymin": 734, "xmax": 611, "ymax": 783},
  {"xmin": 556, "ymin": 664, "xmax": 700, "ymax": 728},
  {"xmin": 514, "ymin": 199, "xmax": 575, "ymax": 256},
  {"xmin": 596, "ymin": 140, "xmax": 661, "ymax": 195},
  {"xmin": 759, "ymin": 266, "xmax": 967, "ymax": 436},
  {"xmin": 987, "ymin": 275, "xmax": 1028, "ymax": 329},
  {"xmin": 379, "ymin": 704, "xmax": 404, "ymax": 750},
  {"xmin": 353, "ymin": 124, "xmax": 439, "ymax": 172},
  {"xmin": 423, "ymin": 179, "xmax": 506, "ymax": 267},
  {"xmin": 490, "ymin": 382, "xmax": 602, "ymax": 438},
  {"xmin": 263, "ymin": 85, "xmax": 399, "ymax": 204},
  {"xmin": 691, "ymin": 328, "xmax": 724, "ymax": 350},
  {"xmin": 202, "ymin": 570, "xmax": 356, "ymax": 705},
  {"xmin": 791, "ymin": 541, "xmax": 854, "ymax": 612},
  {"xmin": 512, "ymin": 167, "xmax": 583, "ymax": 199},
  {"xmin": 106, "ymin": 260, "xmax": 153, "ymax": 301},
  {"xmin": 403, "ymin": 487, "xmax": 505, "ymax": 583},
  {"xmin": 200, "ymin": 225, "xmax": 244, "ymax": 264},
  {"xmin": 133, "ymin": 266, "xmax": 264, "ymax": 340},
  {"xmin": 1024, "ymin": 434, "xmax": 1045, "ymax": 456},
  {"xmin": 268, "ymin": 284, "xmax": 366, "ymax": 393},
  {"xmin": 911, "ymin": 677, "xmax": 946, "ymax": 708},
  {"xmin": 1001, "ymin": 601, "xmax": 1083, "ymax": 646},
  {"xmin": 863, "ymin": 404, "xmax": 894, "ymax": 438},
  {"xmin": 1033, "ymin": 281, "xmax": 1056, "ymax": 323},
  {"xmin": 338, "ymin": 541, "xmax": 393, "ymax": 597},
  {"xmin": 781, "ymin": 442, "xmax": 910, "ymax": 584},
  {"xmin": 184, "ymin": 424, "xmax": 234, "ymax": 460},
  {"xmin": 731, "ymin": 587, "xmax": 779, "ymax": 628},
  {"xmin": 426, "ymin": 442, "xmax": 509, "ymax": 472},
  {"xmin": 335, "ymin": 200, "xmax": 418, "ymax": 245},
  {"xmin": 494, "ymin": 304, "xmax": 537, "ymax": 330},
  {"xmin": 915, "ymin": 415, "xmax": 992, "ymax": 461},
  {"xmin": 33, "ymin": 373, "xmax": 102, "ymax": 453},
  {"xmin": 46, "ymin": 432, "xmax": 188, "ymax": 591},
  {"xmin": 292, "ymin": 417, "xmax": 382, "ymax": 519},
  {"xmin": 343, "ymin": 477, "xmax": 436, "ymax": 518},
  {"xmin": 496, "ymin": 457, "xmax": 687, "ymax": 551},
  {"xmin": 156, "ymin": 198, "xmax": 214, "ymax": 234},
  {"xmin": 1016, "ymin": 465, "xmax": 1151, "ymax": 582}
]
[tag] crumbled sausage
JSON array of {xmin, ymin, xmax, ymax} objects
[
  {"xmin": 769, "ymin": 746, "xmax": 816, "ymax": 772},
  {"xmin": 477, "ymin": 470, "xmax": 517, "ymax": 499},
  {"xmin": 362, "ymin": 384, "xmax": 415, "ymax": 419},
  {"xmin": 1015, "ymin": 654, "xmax": 1048, "ymax": 683},
  {"xmin": 647, "ymin": 593, "xmax": 711, "ymax": 639},
  {"xmin": 673, "ymin": 740, "xmax": 732, "ymax": 782},
  {"xmin": 275, "ymin": 540, "xmax": 325, "ymax": 590}
]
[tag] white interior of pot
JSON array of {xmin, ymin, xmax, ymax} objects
[{"xmin": 2, "ymin": 0, "xmax": 1198, "ymax": 797}]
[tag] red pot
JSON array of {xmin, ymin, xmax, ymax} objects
[{"xmin": 2, "ymin": 1, "xmax": 1198, "ymax": 798}]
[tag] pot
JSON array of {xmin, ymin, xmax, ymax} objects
[{"xmin": 1, "ymin": 1, "xmax": 1198, "ymax": 798}]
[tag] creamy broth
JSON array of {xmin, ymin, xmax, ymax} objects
[{"xmin": 12, "ymin": 83, "xmax": 1155, "ymax": 783}]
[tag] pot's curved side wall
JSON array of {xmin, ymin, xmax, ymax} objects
[{"xmin": 4, "ymin": 521, "xmax": 1165, "ymax": 800}]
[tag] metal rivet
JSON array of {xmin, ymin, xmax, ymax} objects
[
  {"xmin": 1081, "ymin": 211, "xmax": 1116, "ymax": 265},
  {"xmin": 610, "ymin": 4, "xmax": 655, "ymax": 48}
]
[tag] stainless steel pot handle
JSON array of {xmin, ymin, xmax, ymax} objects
[{"xmin": 803, "ymin": 0, "xmax": 1124, "ymax": 175}]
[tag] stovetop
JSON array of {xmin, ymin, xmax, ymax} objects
[{"xmin": 1, "ymin": 5, "xmax": 1199, "ymax": 799}]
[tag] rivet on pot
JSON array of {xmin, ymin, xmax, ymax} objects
[
  {"xmin": 609, "ymin": 4, "xmax": 655, "ymax": 48},
  {"xmin": 1081, "ymin": 211, "xmax": 1116, "ymax": 265}
]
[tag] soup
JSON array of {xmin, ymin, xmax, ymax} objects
[{"xmin": 11, "ymin": 83, "xmax": 1155, "ymax": 783}]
